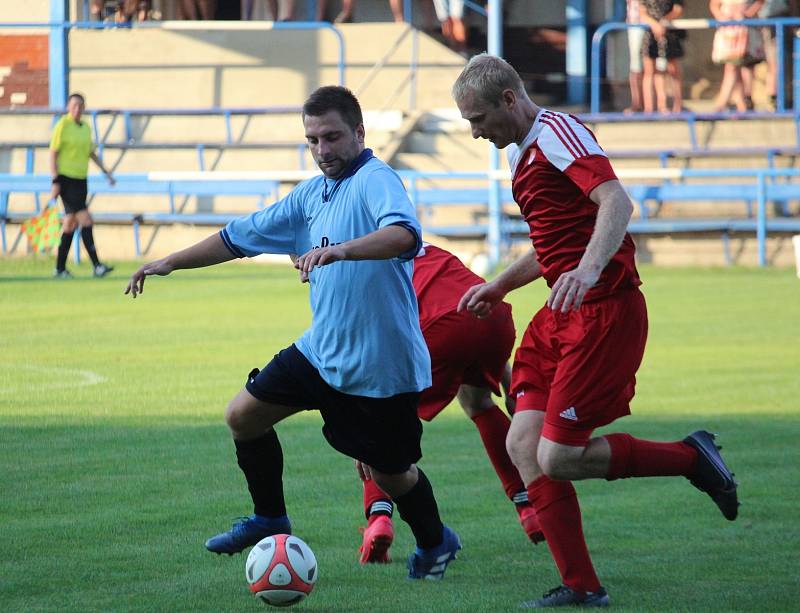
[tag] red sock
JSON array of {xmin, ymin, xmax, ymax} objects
[
  {"xmin": 527, "ymin": 476, "xmax": 601, "ymax": 594},
  {"xmin": 605, "ymin": 433, "xmax": 698, "ymax": 480},
  {"xmin": 471, "ymin": 405, "xmax": 525, "ymax": 500},
  {"xmin": 362, "ymin": 478, "xmax": 393, "ymax": 520}
]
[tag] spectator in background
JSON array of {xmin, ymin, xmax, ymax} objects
[
  {"xmin": 433, "ymin": 0, "xmax": 468, "ymax": 57},
  {"xmin": 92, "ymin": 0, "xmax": 150, "ymax": 21},
  {"xmin": 178, "ymin": 0, "xmax": 216, "ymax": 19},
  {"xmin": 625, "ymin": 0, "xmax": 645, "ymax": 113},
  {"xmin": 117, "ymin": 1, "xmax": 151, "ymax": 22},
  {"xmin": 316, "ymin": 0, "xmax": 405, "ymax": 23},
  {"xmin": 640, "ymin": 0, "xmax": 685, "ymax": 114},
  {"xmin": 710, "ymin": 0, "xmax": 765, "ymax": 112},
  {"xmin": 759, "ymin": 0, "xmax": 797, "ymax": 110}
]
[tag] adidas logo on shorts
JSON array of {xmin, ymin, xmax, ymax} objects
[{"xmin": 559, "ymin": 406, "xmax": 578, "ymax": 421}]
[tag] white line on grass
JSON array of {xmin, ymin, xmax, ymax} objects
[{"xmin": 0, "ymin": 364, "xmax": 108, "ymax": 394}]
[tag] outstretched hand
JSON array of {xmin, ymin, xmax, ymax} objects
[
  {"xmin": 457, "ymin": 281, "xmax": 506, "ymax": 319},
  {"xmin": 124, "ymin": 258, "xmax": 174, "ymax": 298},
  {"xmin": 294, "ymin": 245, "xmax": 347, "ymax": 276}
]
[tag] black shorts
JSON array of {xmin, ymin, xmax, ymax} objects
[
  {"xmin": 642, "ymin": 30, "xmax": 684, "ymax": 60},
  {"xmin": 246, "ymin": 344, "xmax": 423, "ymax": 474},
  {"xmin": 56, "ymin": 175, "xmax": 88, "ymax": 214}
]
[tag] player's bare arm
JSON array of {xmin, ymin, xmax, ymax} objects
[
  {"xmin": 548, "ymin": 180, "xmax": 633, "ymax": 313},
  {"xmin": 125, "ymin": 233, "xmax": 236, "ymax": 298},
  {"xmin": 294, "ymin": 224, "xmax": 416, "ymax": 275},
  {"xmin": 458, "ymin": 248, "xmax": 542, "ymax": 318},
  {"xmin": 49, "ymin": 149, "xmax": 60, "ymax": 201}
]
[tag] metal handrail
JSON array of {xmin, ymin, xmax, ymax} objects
[
  {"xmin": 590, "ymin": 17, "xmax": 800, "ymax": 114},
  {"xmin": 354, "ymin": 25, "xmax": 413, "ymax": 93}
]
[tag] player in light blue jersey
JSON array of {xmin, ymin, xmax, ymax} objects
[{"xmin": 125, "ymin": 86, "xmax": 461, "ymax": 580}]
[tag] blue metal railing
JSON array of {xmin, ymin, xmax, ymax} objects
[
  {"xmin": 590, "ymin": 17, "xmax": 800, "ymax": 114},
  {"xmin": 3, "ymin": 167, "xmax": 799, "ymax": 266}
]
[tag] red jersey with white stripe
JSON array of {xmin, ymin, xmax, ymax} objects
[
  {"xmin": 507, "ymin": 109, "xmax": 641, "ymax": 302},
  {"xmin": 413, "ymin": 244, "xmax": 486, "ymax": 330}
]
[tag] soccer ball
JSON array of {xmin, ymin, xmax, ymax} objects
[{"xmin": 245, "ymin": 534, "xmax": 318, "ymax": 607}]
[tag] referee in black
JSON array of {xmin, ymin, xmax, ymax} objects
[{"xmin": 50, "ymin": 93, "xmax": 116, "ymax": 278}]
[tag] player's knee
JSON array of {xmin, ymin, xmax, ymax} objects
[
  {"xmin": 456, "ymin": 385, "xmax": 493, "ymax": 418},
  {"xmin": 506, "ymin": 427, "xmax": 531, "ymax": 465},
  {"xmin": 224, "ymin": 399, "xmax": 258, "ymax": 436},
  {"xmin": 537, "ymin": 449, "xmax": 576, "ymax": 480},
  {"xmin": 373, "ymin": 466, "xmax": 416, "ymax": 498}
]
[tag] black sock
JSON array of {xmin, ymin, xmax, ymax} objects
[
  {"xmin": 56, "ymin": 231, "xmax": 74, "ymax": 271},
  {"xmin": 394, "ymin": 468, "xmax": 443, "ymax": 549},
  {"xmin": 234, "ymin": 430, "xmax": 287, "ymax": 518},
  {"xmin": 80, "ymin": 225, "xmax": 101, "ymax": 267}
]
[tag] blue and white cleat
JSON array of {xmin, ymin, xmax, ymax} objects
[
  {"xmin": 406, "ymin": 525, "xmax": 461, "ymax": 580},
  {"xmin": 205, "ymin": 515, "xmax": 291, "ymax": 555}
]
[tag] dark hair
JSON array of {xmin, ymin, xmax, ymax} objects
[
  {"xmin": 302, "ymin": 86, "xmax": 363, "ymax": 129},
  {"xmin": 68, "ymin": 92, "xmax": 85, "ymax": 105}
]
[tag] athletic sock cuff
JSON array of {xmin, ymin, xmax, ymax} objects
[{"xmin": 604, "ymin": 432, "xmax": 634, "ymax": 480}]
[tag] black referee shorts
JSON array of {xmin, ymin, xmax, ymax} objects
[
  {"xmin": 56, "ymin": 175, "xmax": 88, "ymax": 214},
  {"xmin": 246, "ymin": 344, "xmax": 423, "ymax": 475}
]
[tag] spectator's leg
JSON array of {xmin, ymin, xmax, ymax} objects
[
  {"xmin": 199, "ymin": 0, "xmax": 216, "ymax": 19},
  {"xmin": 90, "ymin": 0, "xmax": 103, "ymax": 20},
  {"xmin": 713, "ymin": 63, "xmax": 738, "ymax": 112},
  {"xmin": 667, "ymin": 59, "xmax": 683, "ymax": 113},
  {"xmin": 642, "ymin": 56, "xmax": 656, "ymax": 113},
  {"xmin": 178, "ymin": 0, "xmax": 197, "ymax": 19},
  {"xmin": 741, "ymin": 65, "xmax": 755, "ymax": 110},
  {"xmin": 333, "ymin": 0, "xmax": 354, "ymax": 23},
  {"xmin": 763, "ymin": 27, "xmax": 778, "ymax": 108},
  {"xmin": 389, "ymin": 0, "xmax": 405, "ymax": 22},
  {"xmin": 242, "ymin": 0, "xmax": 254, "ymax": 20},
  {"xmin": 276, "ymin": 0, "xmax": 294, "ymax": 20},
  {"xmin": 450, "ymin": 16, "xmax": 467, "ymax": 54},
  {"xmin": 625, "ymin": 27, "xmax": 644, "ymax": 113},
  {"xmin": 654, "ymin": 66, "xmax": 668, "ymax": 114}
]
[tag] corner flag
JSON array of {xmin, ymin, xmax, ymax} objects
[{"xmin": 22, "ymin": 205, "xmax": 62, "ymax": 253}]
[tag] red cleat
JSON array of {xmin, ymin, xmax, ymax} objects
[
  {"xmin": 517, "ymin": 504, "xmax": 545, "ymax": 544},
  {"xmin": 358, "ymin": 515, "xmax": 394, "ymax": 564}
]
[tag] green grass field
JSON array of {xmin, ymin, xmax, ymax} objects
[{"xmin": 2, "ymin": 258, "xmax": 799, "ymax": 612}]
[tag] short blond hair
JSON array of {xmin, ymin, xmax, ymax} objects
[{"xmin": 452, "ymin": 53, "xmax": 526, "ymax": 107}]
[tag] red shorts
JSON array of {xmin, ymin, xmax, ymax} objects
[
  {"xmin": 511, "ymin": 288, "xmax": 648, "ymax": 446},
  {"xmin": 418, "ymin": 302, "xmax": 515, "ymax": 421}
]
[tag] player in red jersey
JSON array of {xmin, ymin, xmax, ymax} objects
[
  {"xmin": 451, "ymin": 54, "xmax": 739, "ymax": 608},
  {"xmin": 357, "ymin": 243, "xmax": 544, "ymax": 565}
]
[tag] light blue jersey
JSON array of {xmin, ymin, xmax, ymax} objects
[{"xmin": 221, "ymin": 149, "xmax": 431, "ymax": 398}]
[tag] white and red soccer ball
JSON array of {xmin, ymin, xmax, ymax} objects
[{"xmin": 245, "ymin": 534, "xmax": 318, "ymax": 607}]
